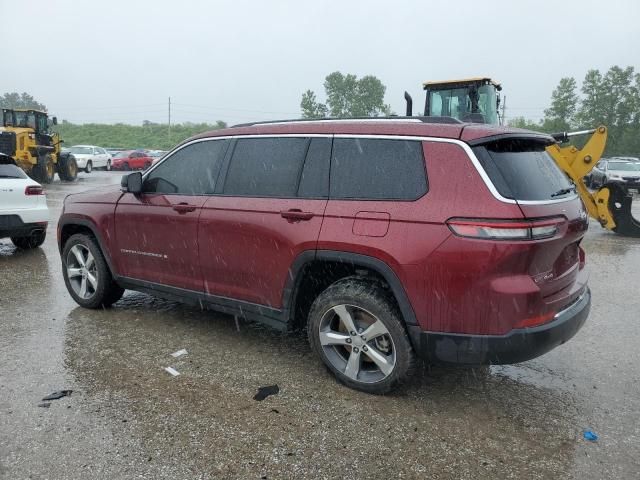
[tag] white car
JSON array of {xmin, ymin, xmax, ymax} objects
[
  {"xmin": 67, "ymin": 145, "xmax": 112, "ymax": 173},
  {"xmin": 0, "ymin": 163, "xmax": 49, "ymax": 249}
]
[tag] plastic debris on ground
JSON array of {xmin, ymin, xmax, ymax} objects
[
  {"xmin": 583, "ymin": 430, "xmax": 599, "ymax": 442},
  {"xmin": 170, "ymin": 349, "xmax": 188, "ymax": 358},
  {"xmin": 42, "ymin": 390, "xmax": 72, "ymax": 401},
  {"xmin": 253, "ymin": 385, "xmax": 280, "ymax": 401},
  {"xmin": 164, "ymin": 367, "xmax": 180, "ymax": 377}
]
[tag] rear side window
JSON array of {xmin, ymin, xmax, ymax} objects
[
  {"xmin": 0, "ymin": 164, "xmax": 27, "ymax": 179},
  {"xmin": 143, "ymin": 139, "xmax": 229, "ymax": 195},
  {"xmin": 473, "ymin": 140, "xmax": 574, "ymax": 201},
  {"xmin": 330, "ymin": 138, "xmax": 427, "ymax": 200},
  {"xmin": 223, "ymin": 137, "xmax": 309, "ymax": 197}
]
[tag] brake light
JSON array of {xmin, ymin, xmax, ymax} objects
[
  {"xmin": 25, "ymin": 185, "xmax": 44, "ymax": 195},
  {"xmin": 447, "ymin": 217, "xmax": 564, "ymax": 240}
]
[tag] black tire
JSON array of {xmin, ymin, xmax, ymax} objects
[
  {"xmin": 58, "ymin": 154, "xmax": 78, "ymax": 182},
  {"xmin": 85, "ymin": 160, "xmax": 92, "ymax": 174},
  {"xmin": 61, "ymin": 233, "xmax": 125, "ymax": 308},
  {"xmin": 106, "ymin": 159, "xmax": 112, "ymax": 171},
  {"xmin": 11, "ymin": 230, "xmax": 46, "ymax": 249},
  {"xmin": 32, "ymin": 154, "xmax": 55, "ymax": 184},
  {"xmin": 307, "ymin": 276, "xmax": 417, "ymax": 394},
  {"xmin": 123, "ymin": 162, "xmax": 130, "ymax": 171}
]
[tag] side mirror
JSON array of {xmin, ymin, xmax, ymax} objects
[{"xmin": 121, "ymin": 172, "xmax": 142, "ymax": 194}]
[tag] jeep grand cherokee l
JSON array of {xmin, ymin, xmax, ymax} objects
[{"xmin": 58, "ymin": 118, "xmax": 590, "ymax": 394}]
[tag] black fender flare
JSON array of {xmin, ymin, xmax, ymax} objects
[
  {"xmin": 282, "ymin": 250, "xmax": 418, "ymax": 327},
  {"xmin": 58, "ymin": 218, "xmax": 118, "ymax": 276}
]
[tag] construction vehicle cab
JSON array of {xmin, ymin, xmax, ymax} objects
[
  {"xmin": 422, "ymin": 77, "xmax": 501, "ymax": 124},
  {"xmin": 0, "ymin": 108, "xmax": 77, "ymax": 183}
]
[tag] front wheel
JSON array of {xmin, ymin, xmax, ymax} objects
[
  {"xmin": 58, "ymin": 154, "xmax": 78, "ymax": 181},
  {"xmin": 106, "ymin": 159, "xmax": 112, "ymax": 171},
  {"xmin": 307, "ymin": 277, "xmax": 417, "ymax": 394},
  {"xmin": 62, "ymin": 234, "xmax": 124, "ymax": 308},
  {"xmin": 85, "ymin": 160, "xmax": 92, "ymax": 174}
]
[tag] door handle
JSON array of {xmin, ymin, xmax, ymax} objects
[
  {"xmin": 280, "ymin": 209, "xmax": 314, "ymax": 222},
  {"xmin": 173, "ymin": 203, "xmax": 197, "ymax": 214}
]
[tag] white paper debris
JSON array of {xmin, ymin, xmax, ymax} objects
[
  {"xmin": 164, "ymin": 367, "xmax": 180, "ymax": 377},
  {"xmin": 171, "ymin": 349, "xmax": 188, "ymax": 358}
]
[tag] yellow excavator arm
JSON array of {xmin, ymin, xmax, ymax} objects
[
  {"xmin": 546, "ymin": 126, "xmax": 640, "ymax": 237},
  {"xmin": 545, "ymin": 126, "xmax": 615, "ymax": 229}
]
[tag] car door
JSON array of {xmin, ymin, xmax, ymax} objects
[
  {"xmin": 113, "ymin": 139, "xmax": 229, "ymax": 291},
  {"xmin": 97, "ymin": 147, "xmax": 108, "ymax": 168},
  {"xmin": 198, "ymin": 136, "xmax": 331, "ymax": 309}
]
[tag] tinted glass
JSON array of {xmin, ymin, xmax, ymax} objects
[
  {"xmin": 330, "ymin": 138, "xmax": 427, "ymax": 200},
  {"xmin": 298, "ymin": 137, "xmax": 331, "ymax": 198},
  {"xmin": 0, "ymin": 164, "xmax": 27, "ymax": 179},
  {"xmin": 143, "ymin": 140, "xmax": 229, "ymax": 195},
  {"xmin": 223, "ymin": 137, "xmax": 309, "ymax": 197},
  {"xmin": 473, "ymin": 140, "xmax": 574, "ymax": 201}
]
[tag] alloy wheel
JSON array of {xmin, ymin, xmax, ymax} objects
[
  {"xmin": 66, "ymin": 244, "xmax": 98, "ymax": 299},
  {"xmin": 319, "ymin": 304, "xmax": 396, "ymax": 384}
]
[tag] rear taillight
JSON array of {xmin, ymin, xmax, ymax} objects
[
  {"xmin": 25, "ymin": 185, "xmax": 44, "ymax": 195},
  {"xmin": 447, "ymin": 217, "xmax": 564, "ymax": 241},
  {"xmin": 514, "ymin": 311, "xmax": 556, "ymax": 329}
]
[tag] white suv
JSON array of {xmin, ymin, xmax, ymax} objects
[{"xmin": 67, "ymin": 145, "xmax": 112, "ymax": 173}]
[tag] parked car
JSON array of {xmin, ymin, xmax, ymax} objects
[
  {"xmin": 68, "ymin": 145, "xmax": 112, "ymax": 172},
  {"xmin": 58, "ymin": 118, "xmax": 590, "ymax": 393},
  {"xmin": 111, "ymin": 150, "xmax": 154, "ymax": 170},
  {"xmin": 589, "ymin": 158, "xmax": 640, "ymax": 190},
  {"xmin": 0, "ymin": 163, "xmax": 48, "ymax": 248},
  {"xmin": 149, "ymin": 150, "xmax": 168, "ymax": 165}
]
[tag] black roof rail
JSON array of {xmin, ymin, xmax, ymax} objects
[{"xmin": 231, "ymin": 116, "xmax": 463, "ymax": 128}]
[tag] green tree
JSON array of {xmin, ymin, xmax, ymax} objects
[
  {"xmin": 575, "ymin": 69, "xmax": 606, "ymax": 128},
  {"xmin": 542, "ymin": 77, "xmax": 578, "ymax": 131},
  {"xmin": 0, "ymin": 92, "xmax": 47, "ymax": 110},
  {"xmin": 507, "ymin": 117, "xmax": 544, "ymax": 131},
  {"xmin": 300, "ymin": 90, "xmax": 328, "ymax": 118},
  {"xmin": 301, "ymin": 72, "xmax": 391, "ymax": 118}
]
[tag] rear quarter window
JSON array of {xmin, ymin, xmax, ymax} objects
[{"xmin": 472, "ymin": 139, "xmax": 573, "ymax": 201}]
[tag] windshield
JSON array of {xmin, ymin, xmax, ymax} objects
[
  {"xmin": 69, "ymin": 146, "xmax": 93, "ymax": 155},
  {"xmin": 608, "ymin": 162, "xmax": 640, "ymax": 172},
  {"xmin": 14, "ymin": 111, "xmax": 36, "ymax": 129},
  {"xmin": 473, "ymin": 139, "xmax": 574, "ymax": 201},
  {"xmin": 428, "ymin": 84, "xmax": 498, "ymax": 124}
]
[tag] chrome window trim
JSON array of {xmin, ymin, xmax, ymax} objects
[{"xmin": 145, "ymin": 133, "xmax": 578, "ymax": 206}]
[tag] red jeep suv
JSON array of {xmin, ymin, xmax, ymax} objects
[{"xmin": 58, "ymin": 118, "xmax": 590, "ymax": 393}]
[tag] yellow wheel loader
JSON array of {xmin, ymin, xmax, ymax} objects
[
  {"xmin": 403, "ymin": 78, "xmax": 640, "ymax": 237},
  {"xmin": 0, "ymin": 108, "xmax": 77, "ymax": 183}
]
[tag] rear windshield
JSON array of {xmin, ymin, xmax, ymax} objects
[
  {"xmin": 0, "ymin": 164, "xmax": 27, "ymax": 179},
  {"xmin": 472, "ymin": 139, "xmax": 574, "ymax": 201}
]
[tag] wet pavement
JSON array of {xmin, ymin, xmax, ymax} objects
[{"xmin": 1, "ymin": 172, "xmax": 639, "ymax": 479}]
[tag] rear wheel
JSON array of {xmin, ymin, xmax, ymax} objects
[
  {"xmin": 85, "ymin": 160, "xmax": 92, "ymax": 174},
  {"xmin": 62, "ymin": 233, "xmax": 125, "ymax": 308},
  {"xmin": 58, "ymin": 154, "xmax": 78, "ymax": 182},
  {"xmin": 123, "ymin": 162, "xmax": 130, "ymax": 171},
  {"xmin": 11, "ymin": 230, "xmax": 46, "ymax": 249},
  {"xmin": 106, "ymin": 159, "xmax": 112, "ymax": 171},
  {"xmin": 307, "ymin": 277, "xmax": 417, "ymax": 394}
]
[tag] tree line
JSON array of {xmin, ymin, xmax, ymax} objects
[{"xmin": 508, "ymin": 65, "xmax": 639, "ymax": 156}]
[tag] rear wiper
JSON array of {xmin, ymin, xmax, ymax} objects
[{"xmin": 550, "ymin": 187, "xmax": 575, "ymax": 198}]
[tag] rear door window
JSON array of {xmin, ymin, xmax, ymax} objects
[
  {"xmin": 473, "ymin": 139, "xmax": 574, "ymax": 201},
  {"xmin": 222, "ymin": 137, "xmax": 310, "ymax": 197},
  {"xmin": 143, "ymin": 139, "xmax": 229, "ymax": 195},
  {"xmin": 330, "ymin": 138, "xmax": 427, "ymax": 200}
]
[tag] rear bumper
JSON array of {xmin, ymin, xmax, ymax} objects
[
  {"xmin": 0, "ymin": 214, "xmax": 48, "ymax": 238},
  {"xmin": 408, "ymin": 287, "xmax": 590, "ymax": 365}
]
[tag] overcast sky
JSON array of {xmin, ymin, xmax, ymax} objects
[{"xmin": 2, "ymin": 0, "xmax": 638, "ymax": 125}]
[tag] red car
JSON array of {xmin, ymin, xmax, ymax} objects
[
  {"xmin": 58, "ymin": 118, "xmax": 590, "ymax": 393},
  {"xmin": 111, "ymin": 150, "xmax": 153, "ymax": 171}
]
